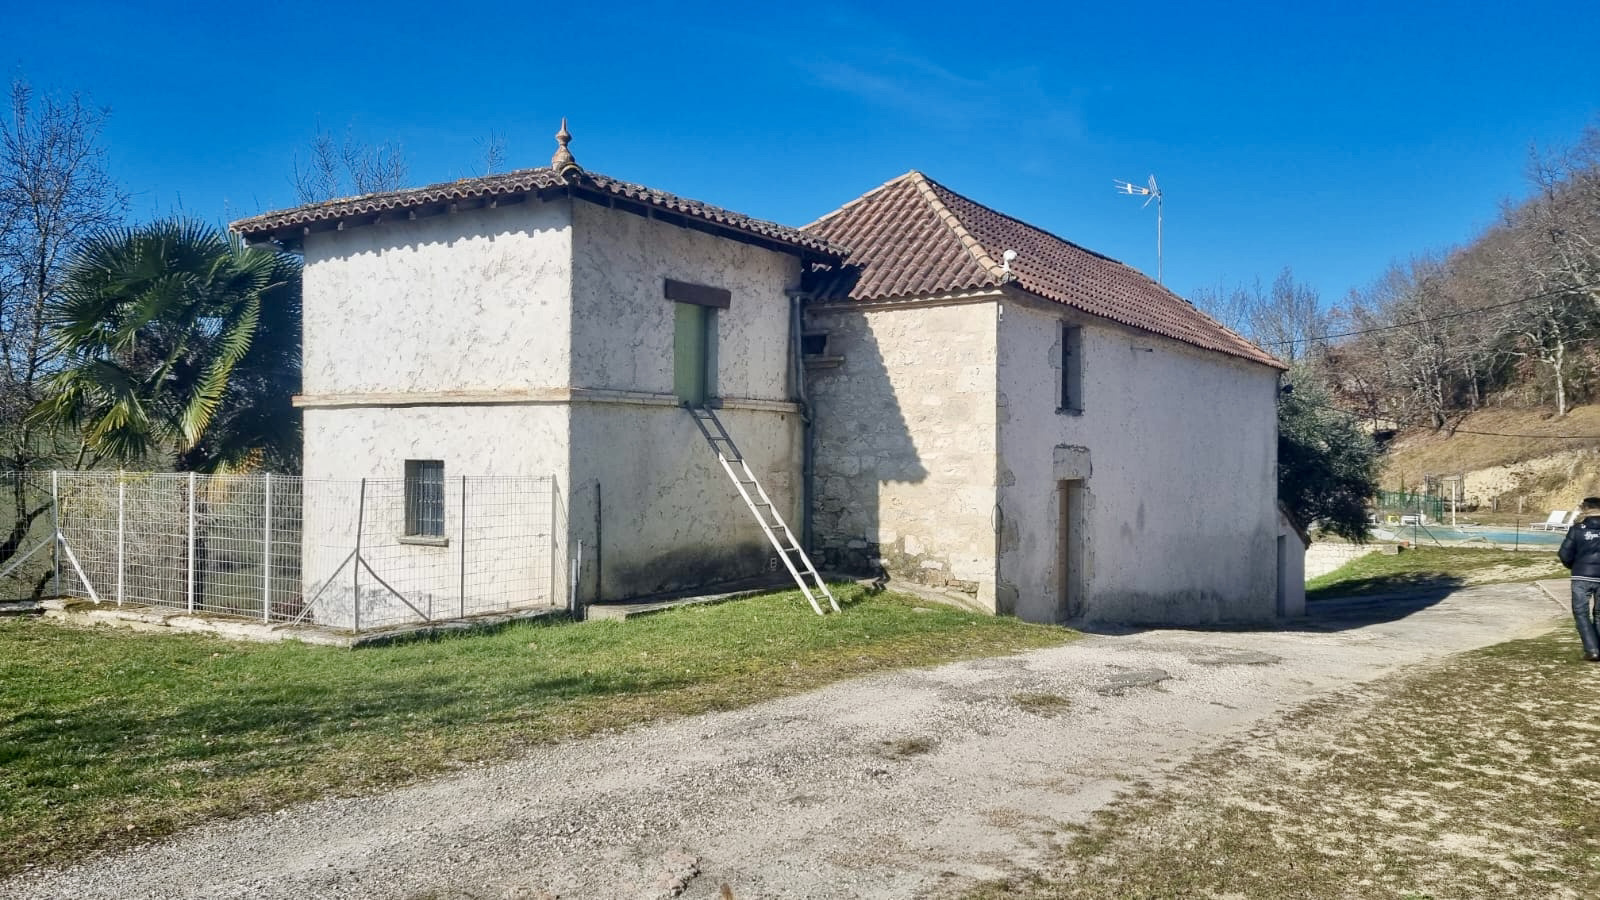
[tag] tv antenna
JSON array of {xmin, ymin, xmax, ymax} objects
[{"xmin": 1114, "ymin": 174, "xmax": 1164, "ymax": 284}]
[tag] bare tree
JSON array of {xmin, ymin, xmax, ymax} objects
[
  {"xmin": 1252, "ymin": 268, "xmax": 1326, "ymax": 364},
  {"xmin": 1368, "ymin": 255, "xmax": 1477, "ymax": 429},
  {"xmin": 1318, "ymin": 291, "xmax": 1398, "ymax": 427},
  {"xmin": 0, "ymin": 80, "xmax": 126, "ymax": 466},
  {"xmin": 0, "ymin": 79, "xmax": 126, "ymax": 577},
  {"xmin": 1497, "ymin": 204, "xmax": 1594, "ymax": 416},
  {"xmin": 1192, "ymin": 267, "xmax": 1326, "ymax": 364},
  {"xmin": 1307, "ymin": 119, "xmax": 1600, "ymax": 427},
  {"xmin": 291, "ymin": 123, "xmax": 408, "ymax": 203},
  {"xmin": 476, "ymin": 132, "xmax": 507, "ymax": 176},
  {"xmin": 1526, "ymin": 127, "xmax": 1600, "ymax": 310},
  {"xmin": 1497, "ymin": 283, "xmax": 1588, "ymax": 416},
  {"xmin": 1190, "ymin": 278, "xmax": 1255, "ymax": 337}
]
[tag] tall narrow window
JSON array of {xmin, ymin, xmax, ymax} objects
[
  {"xmin": 1060, "ymin": 324, "xmax": 1083, "ymax": 413},
  {"xmin": 665, "ymin": 279, "xmax": 727, "ymax": 407},
  {"xmin": 674, "ymin": 303, "xmax": 717, "ymax": 405},
  {"xmin": 405, "ymin": 460, "xmax": 445, "ymax": 537}
]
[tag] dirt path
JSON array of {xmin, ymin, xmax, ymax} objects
[{"xmin": 2, "ymin": 583, "xmax": 1562, "ymax": 900}]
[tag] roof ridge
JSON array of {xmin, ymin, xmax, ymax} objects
[
  {"xmin": 801, "ymin": 170, "xmax": 921, "ymax": 230},
  {"xmin": 917, "ymin": 174, "xmax": 1260, "ymax": 347},
  {"xmin": 806, "ymin": 169, "xmax": 1283, "ymax": 370},
  {"xmin": 905, "ymin": 172, "xmax": 1009, "ymax": 284},
  {"xmin": 919, "ymin": 172, "xmax": 1127, "ymax": 269}
]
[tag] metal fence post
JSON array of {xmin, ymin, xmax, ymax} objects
[
  {"xmin": 459, "ymin": 475, "xmax": 467, "ymax": 619},
  {"xmin": 550, "ymin": 477, "xmax": 559, "ymax": 607},
  {"xmin": 570, "ymin": 540, "xmax": 582, "ymax": 617},
  {"xmin": 186, "ymin": 471, "xmax": 196, "ymax": 612},
  {"xmin": 353, "ymin": 478, "xmax": 365, "ymax": 633},
  {"xmin": 49, "ymin": 470, "xmax": 61, "ymax": 599},
  {"xmin": 116, "ymin": 478, "xmax": 125, "ymax": 607},
  {"xmin": 262, "ymin": 473, "xmax": 272, "ymax": 622}
]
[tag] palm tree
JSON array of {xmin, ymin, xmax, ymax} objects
[{"xmin": 29, "ymin": 218, "xmax": 301, "ymax": 472}]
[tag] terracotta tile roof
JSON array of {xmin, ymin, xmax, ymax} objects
[
  {"xmin": 230, "ymin": 167, "xmax": 845, "ymax": 258},
  {"xmin": 803, "ymin": 172, "xmax": 1283, "ymax": 369}
]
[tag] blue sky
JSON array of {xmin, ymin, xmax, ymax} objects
[{"xmin": 7, "ymin": 0, "xmax": 1597, "ymax": 305}]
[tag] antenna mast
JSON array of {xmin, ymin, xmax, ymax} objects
[{"xmin": 1114, "ymin": 175, "xmax": 1164, "ymax": 284}]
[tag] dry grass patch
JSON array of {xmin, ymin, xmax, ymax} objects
[
  {"xmin": 879, "ymin": 736, "xmax": 938, "ymax": 759},
  {"xmin": 1306, "ymin": 546, "xmax": 1561, "ymax": 600},
  {"xmin": 1381, "ymin": 404, "xmax": 1600, "ymax": 490},
  {"xmin": 971, "ymin": 625, "xmax": 1600, "ymax": 899},
  {"xmin": 1012, "ymin": 692, "xmax": 1073, "ymax": 717}
]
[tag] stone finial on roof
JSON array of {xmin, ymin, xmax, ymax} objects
[{"xmin": 551, "ymin": 118, "xmax": 581, "ymax": 179}]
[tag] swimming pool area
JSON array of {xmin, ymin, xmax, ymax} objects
[{"xmin": 1372, "ymin": 525, "xmax": 1564, "ymax": 547}]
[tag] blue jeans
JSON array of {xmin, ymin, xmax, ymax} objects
[{"xmin": 1573, "ymin": 580, "xmax": 1600, "ymax": 657}]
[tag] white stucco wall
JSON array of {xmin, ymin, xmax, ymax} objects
[
  {"xmin": 570, "ymin": 203, "xmax": 799, "ymax": 401},
  {"xmin": 1277, "ymin": 512, "xmax": 1308, "ymax": 618},
  {"xmin": 299, "ymin": 405, "xmax": 569, "ymax": 629},
  {"xmin": 995, "ymin": 295, "xmax": 1281, "ymax": 625},
  {"xmin": 300, "ymin": 198, "xmax": 573, "ymax": 395},
  {"xmin": 565, "ymin": 204, "xmax": 806, "ymax": 601},
  {"xmin": 297, "ymin": 197, "xmax": 577, "ymax": 628},
  {"xmin": 804, "ymin": 300, "xmax": 1001, "ymax": 609},
  {"xmin": 566, "ymin": 403, "xmax": 803, "ymax": 601},
  {"xmin": 299, "ymin": 195, "xmax": 812, "ymax": 617}
]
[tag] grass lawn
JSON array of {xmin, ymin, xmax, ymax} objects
[
  {"xmin": 1307, "ymin": 545, "xmax": 1564, "ymax": 601},
  {"xmin": 972, "ymin": 626, "xmax": 1600, "ymax": 899},
  {"xmin": 0, "ymin": 585, "xmax": 1070, "ymax": 876}
]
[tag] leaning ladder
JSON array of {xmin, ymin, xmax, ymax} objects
[{"xmin": 687, "ymin": 405, "xmax": 839, "ymax": 615}]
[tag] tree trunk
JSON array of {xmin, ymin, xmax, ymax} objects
[{"xmin": 1554, "ymin": 340, "xmax": 1567, "ymax": 417}]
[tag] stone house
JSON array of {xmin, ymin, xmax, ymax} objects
[
  {"xmin": 232, "ymin": 129, "xmax": 1298, "ymax": 625},
  {"xmin": 800, "ymin": 172, "xmax": 1294, "ymax": 624}
]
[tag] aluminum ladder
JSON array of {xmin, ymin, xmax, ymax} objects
[{"xmin": 687, "ymin": 405, "xmax": 839, "ymax": 615}]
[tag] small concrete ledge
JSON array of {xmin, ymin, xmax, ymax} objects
[
  {"xmin": 39, "ymin": 598, "xmax": 566, "ymax": 648},
  {"xmin": 0, "ymin": 599, "xmax": 42, "ymax": 617},
  {"xmin": 586, "ymin": 586, "xmax": 777, "ymax": 621},
  {"xmin": 859, "ymin": 576, "xmax": 990, "ymax": 614},
  {"xmin": 1536, "ymin": 579, "xmax": 1572, "ymax": 608},
  {"xmin": 584, "ymin": 573, "xmax": 885, "ymax": 621}
]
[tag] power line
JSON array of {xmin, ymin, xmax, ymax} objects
[
  {"xmin": 1259, "ymin": 283, "xmax": 1599, "ymax": 347},
  {"xmin": 1289, "ymin": 393, "xmax": 1600, "ymax": 440}
]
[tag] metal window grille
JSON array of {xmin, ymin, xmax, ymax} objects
[{"xmin": 405, "ymin": 460, "xmax": 445, "ymax": 537}]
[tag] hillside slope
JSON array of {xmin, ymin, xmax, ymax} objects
[{"xmin": 1381, "ymin": 405, "xmax": 1600, "ymax": 514}]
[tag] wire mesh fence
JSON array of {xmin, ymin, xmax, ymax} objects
[
  {"xmin": 1373, "ymin": 490, "xmax": 1446, "ymax": 524},
  {"xmin": 2, "ymin": 470, "xmax": 566, "ymax": 632},
  {"xmin": 0, "ymin": 472, "xmax": 55, "ymax": 601}
]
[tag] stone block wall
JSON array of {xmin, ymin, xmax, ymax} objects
[{"xmin": 804, "ymin": 299, "xmax": 1001, "ymax": 609}]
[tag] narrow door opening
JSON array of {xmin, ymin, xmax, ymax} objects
[
  {"xmin": 674, "ymin": 303, "xmax": 716, "ymax": 405},
  {"xmin": 1275, "ymin": 535, "xmax": 1287, "ymax": 617},
  {"xmin": 1058, "ymin": 480, "xmax": 1082, "ymax": 619}
]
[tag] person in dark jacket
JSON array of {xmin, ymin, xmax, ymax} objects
[{"xmin": 1558, "ymin": 497, "xmax": 1600, "ymax": 661}]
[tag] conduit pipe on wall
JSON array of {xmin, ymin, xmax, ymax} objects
[{"xmin": 787, "ymin": 290, "xmax": 815, "ymax": 555}]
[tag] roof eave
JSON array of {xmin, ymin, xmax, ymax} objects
[
  {"xmin": 229, "ymin": 171, "xmax": 847, "ymax": 261},
  {"xmin": 999, "ymin": 282, "xmax": 1286, "ymax": 371}
]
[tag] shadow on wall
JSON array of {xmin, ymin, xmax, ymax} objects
[
  {"xmin": 805, "ymin": 307, "xmax": 938, "ymax": 589},
  {"xmin": 1073, "ymin": 575, "xmax": 1463, "ymax": 636}
]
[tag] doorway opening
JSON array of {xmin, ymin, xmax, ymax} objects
[
  {"xmin": 1057, "ymin": 479, "xmax": 1084, "ymax": 619},
  {"xmin": 1275, "ymin": 535, "xmax": 1287, "ymax": 617}
]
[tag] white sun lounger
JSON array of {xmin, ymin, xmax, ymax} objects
[{"xmin": 1530, "ymin": 510, "xmax": 1574, "ymax": 531}]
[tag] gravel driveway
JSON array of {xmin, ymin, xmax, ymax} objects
[{"xmin": 2, "ymin": 582, "xmax": 1560, "ymax": 900}]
